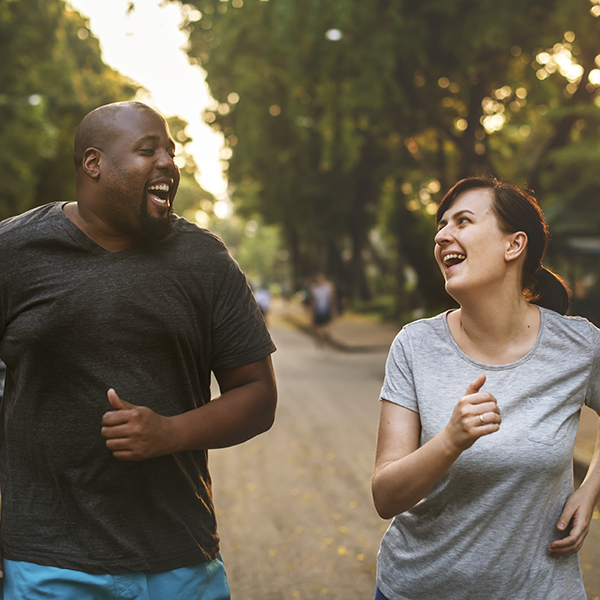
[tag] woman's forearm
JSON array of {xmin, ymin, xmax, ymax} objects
[
  {"xmin": 372, "ymin": 428, "xmax": 463, "ymax": 519},
  {"xmin": 579, "ymin": 419, "xmax": 600, "ymax": 503}
]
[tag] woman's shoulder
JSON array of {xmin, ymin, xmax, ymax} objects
[
  {"xmin": 541, "ymin": 305, "xmax": 598, "ymax": 329},
  {"xmin": 393, "ymin": 311, "xmax": 450, "ymax": 347},
  {"xmin": 540, "ymin": 306, "xmax": 600, "ymax": 347},
  {"xmin": 402, "ymin": 310, "xmax": 450, "ymax": 331}
]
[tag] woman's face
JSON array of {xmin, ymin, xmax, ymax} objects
[{"xmin": 434, "ymin": 188, "xmax": 517, "ymax": 299}]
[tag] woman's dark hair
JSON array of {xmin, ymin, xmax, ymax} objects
[{"xmin": 436, "ymin": 177, "xmax": 570, "ymax": 315}]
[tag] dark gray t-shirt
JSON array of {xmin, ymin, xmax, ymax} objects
[
  {"xmin": 0, "ymin": 202, "xmax": 275, "ymax": 573},
  {"xmin": 378, "ymin": 308, "xmax": 600, "ymax": 600}
]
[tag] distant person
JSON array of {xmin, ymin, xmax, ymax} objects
[
  {"xmin": 254, "ymin": 284, "xmax": 272, "ymax": 319},
  {"xmin": 372, "ymin": 177, "xmax": 600, "ymax": 600},
  {"xmin": 0, "ymin": 101, "xmax": 277, "ymax": 599},
  {"xmin": 310, "ymin": 273, "xmax": 337, "ymax": 353}
]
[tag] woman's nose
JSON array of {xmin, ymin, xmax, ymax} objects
[{"xmin": 434, "ymin": 225, "xmax": 451, "ymax": 245}]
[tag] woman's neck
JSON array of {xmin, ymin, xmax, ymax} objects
[{"xmin": 447, "ymin": 294, "xmax": 540, "ymax": 365}]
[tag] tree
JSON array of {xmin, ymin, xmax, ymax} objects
[
  {"xmin": 0, "ymin": 0, "xmax": 137, "ymax": 219},
  {"xmin": 176, "ymin": 0, "xmax": 600, "ymax": 315}
]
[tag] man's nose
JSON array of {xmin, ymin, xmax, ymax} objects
[{"xmin": 156, "ymin": 149, "xmax": 176, "ymax": 171}]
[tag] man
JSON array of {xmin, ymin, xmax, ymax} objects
[{"xmin": 0, "ymin": 101, "xmax": 277, "ymax": 599}]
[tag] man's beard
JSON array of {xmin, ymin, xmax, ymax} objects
[{"xmin": 138, "ymin": 196, "xmax": 174, "ymax": 243}]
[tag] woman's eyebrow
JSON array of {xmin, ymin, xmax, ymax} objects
[
  {"xmin": 437, "ymin": 208, "xmax": 475, "ymax": 227},
  {"xmin": 451, "ymin": 209, "xmax": 475, "ymax": 219}
]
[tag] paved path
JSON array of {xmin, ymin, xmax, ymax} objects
[
  {"xmin": 210, "ymin": 317, "xmax": 600, "ymax": 599},
  {"xmin": 211, "ymin": 323, "xmax": 386, "ymax": 599}
]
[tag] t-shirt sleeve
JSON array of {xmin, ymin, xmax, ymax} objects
[
  {"xmin": 210, "ymin": 253, "xmax": 276, "ymax": 370},
  {"xmin": 380, "ymin": 325, "xmax": 419, "ymax": 413},
  {"xmin": 585, "ymin": 320, "xmax": 600, "ymax": 414}
]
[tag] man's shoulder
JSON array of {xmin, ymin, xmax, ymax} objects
[
  {"xmin": 0, "ymin": 203, "xmax": 62, "ymax": 241},
  {"xmin": 173, "ymin": 216, "xmax": 226, "ymax": 246},
  {"xmin": 170, "ymin": 216, "xmax": 234, "ymax": 263}
]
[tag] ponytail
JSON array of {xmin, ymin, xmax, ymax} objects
[{"xmin": 528, "ymin": 267, "xmax": 570, "ymax": 315}]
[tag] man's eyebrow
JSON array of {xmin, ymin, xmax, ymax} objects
[
  {"xmin": 136, "ymin": 135, "xmax": 160, "ymax": 145},
  {"xmin": 135, "ymin": 135, "xmax": 175, "ymax": 150}
]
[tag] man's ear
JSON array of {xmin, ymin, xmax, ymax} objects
[
  {"xmin": 82, "ymin": 147, "xmax": 102, "ymax": 179},
  {"xmin": 505, "ymin": 231, "xmax": 528, "ymax": 262}
]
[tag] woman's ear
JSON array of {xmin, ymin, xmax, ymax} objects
[
  {"xmin": 82, "ymin": 147, "xmax": 101, "ymax": 179},
  {"xmin": 505, "ymin": 231, "xmax": 528, "ymax": 262}
]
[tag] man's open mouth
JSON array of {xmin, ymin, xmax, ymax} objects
[{"xmin": 148, "ymin": 183, "xmax": 171, "ymax": 205}]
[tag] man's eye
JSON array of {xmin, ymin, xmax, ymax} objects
[{"xmin": 140, "ymin": 148, "xmax": 155, "ymax": 155}]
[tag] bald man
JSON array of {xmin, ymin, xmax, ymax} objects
[{"xmin": 0, "ymin": 101, "xmax": 277, "ymax": 599}]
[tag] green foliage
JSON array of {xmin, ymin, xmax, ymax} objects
[
  {"xmin": 166, "ymin": 116, "xmax": 216, "ymax": 216},
  {"xmin": 0, "ymin": 0, "xmax": 138, "ymax": 219},
  {"xmin": 176, "ymin": 0, "xmax": 600, "ymax": 313}
]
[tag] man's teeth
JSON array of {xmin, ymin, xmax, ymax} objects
[
  {"xmin": 443, "ymin": 253, "xmax": 466, "ymax": 265},
  {"xmin": 148, "ymin": 183, "xmax": 170, "ymax": 204}
]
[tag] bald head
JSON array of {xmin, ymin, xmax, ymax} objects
[{"xmin": 73, "ymin": 101, "xmax": 162, "ymax": 170}]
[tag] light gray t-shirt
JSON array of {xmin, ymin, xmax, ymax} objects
[{"xmin": 377, "ymin": 307, "xmax": 600, "ymax": 600}]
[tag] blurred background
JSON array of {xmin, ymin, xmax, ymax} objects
[
  {"xmin": 3, "ymin": 0, "xmax": 600, "ymax": 323},
  {"xmin": 4, "ymin": 3, "xmax": 600, "ymax": 597}
]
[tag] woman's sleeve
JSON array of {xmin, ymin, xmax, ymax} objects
[
  {"xmin": 380, "ymin": 326, "xmax": 419, "ymax": 413},
  {"xmin": 585, "ymin": 320, "xmax": 600, "ymax": 414}
]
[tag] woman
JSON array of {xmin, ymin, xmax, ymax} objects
[{"xmin": 372, "ymin": 177, "xmax": 600, "ymax": 600}]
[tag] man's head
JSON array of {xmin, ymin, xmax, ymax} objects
[{"xmin": 74, "ymin": 101, "xmax": 180, "ymax": 243}]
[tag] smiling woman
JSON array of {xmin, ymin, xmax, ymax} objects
[
  {"xmin": 372, "ymin": 177, "xmax": 600, "ymax": 600},
  {"xmin": 435, "ymin": 178, "xmax": 569, "ymax": 315}
]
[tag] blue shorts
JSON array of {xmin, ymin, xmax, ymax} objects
[
  {"xmin": 374, "ymin": 587, "xmax": 389, "ymax": 600},
  {"xmin": 1, "ymin": 556, "xmax": 230, "ymax": 600}
]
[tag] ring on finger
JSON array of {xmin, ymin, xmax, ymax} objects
[{"xmin": 479, "ymin": 413, "xmax": 486, "ymax": 425}]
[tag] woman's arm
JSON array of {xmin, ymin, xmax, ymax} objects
[
  {"xmin": 372, "ymin": 374, "xmax": 501, "ymax": 519},
  {"xmin": 547, "ymin": 417, "xmax": 600, "ymax": 557}
]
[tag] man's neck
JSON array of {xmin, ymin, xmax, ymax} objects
[{"xmin": 63, "ymin": 201, "xmax": 135, "ymax": 253}]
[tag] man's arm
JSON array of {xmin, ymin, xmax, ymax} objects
[{"xmin": 101, "ymin": 356, "xmax": 277, "ymax": 461}]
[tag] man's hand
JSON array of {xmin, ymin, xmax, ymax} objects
[{"xmin": 101, "ymin": 389, "xmax": 175, "ymax": 461}]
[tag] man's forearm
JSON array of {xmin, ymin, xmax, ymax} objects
[{"xmin": 170, "ymin": 377, "xmax": 277, "ymax": 451}]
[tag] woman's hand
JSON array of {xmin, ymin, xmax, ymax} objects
[
  {"xmin": 443, "ymin": 374, "xmax": 501, "ymax": 452},
  {"xmin": 547, "ymin": 486, "xmax": 597, "ymax": 557},
  {"xmin": 373, "ymin": 375, "xmax": 499, "ymax": 518}
]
